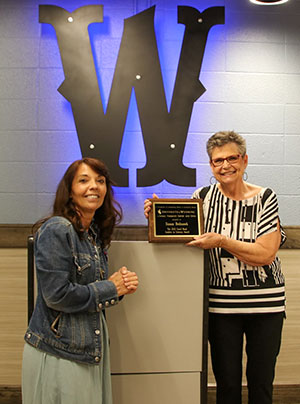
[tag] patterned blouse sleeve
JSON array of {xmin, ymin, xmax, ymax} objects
[{"xmin": 257, "ymin": 188, "xmax": 286, "ymax": 246}]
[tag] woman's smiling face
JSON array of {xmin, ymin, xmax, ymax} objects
[
  {"xmin": 71, "ymin": 163, "xmax": 107, "ymax": 217},
  {"xmin": 210, "ymin": 142, "xmax": 248, "ymax": 186}
]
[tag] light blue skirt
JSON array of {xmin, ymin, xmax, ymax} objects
[{"xmin": 22, "ymin": 313, "xmax": 113, "ymax": 404}]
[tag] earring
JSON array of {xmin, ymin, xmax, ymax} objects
[
  {"xmin": 210, "ymin": 175, "xmax": 217, "ymax": 185},
  {"xmin": 243, "ymin": 172, "xmax": 248, "ymax": 181}
]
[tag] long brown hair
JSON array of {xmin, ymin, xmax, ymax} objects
[{"xmin": 33, "ymin": 158, "xmax": 122, "ymax": 247}]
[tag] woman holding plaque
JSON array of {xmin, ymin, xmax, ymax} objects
[
  {"xmin": 144, "ymin": 131, "xmax": 286, "ymax": 404},
  {"xmin": 23, "ymin": 158, "xmax": 139, "ymax": 404}
]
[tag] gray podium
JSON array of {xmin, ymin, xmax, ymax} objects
[{"xmin": 107, "ymin": 241, "xmax": 208, "ymax": 404}]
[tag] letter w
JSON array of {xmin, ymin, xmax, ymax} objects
[{"xmin": 39, "ymin": 5, "xmax": 224, "ymax": 187}]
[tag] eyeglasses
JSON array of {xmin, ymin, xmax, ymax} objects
[{"xmin": 210, "ymin": 154, "xmax": 242, "ymax": 167}]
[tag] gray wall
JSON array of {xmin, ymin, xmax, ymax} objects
[{"xmin": 0, "ymin": 0, "xmax": 299, "ymax": 225}]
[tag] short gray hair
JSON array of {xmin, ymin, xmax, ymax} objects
[{"xmin": 206, "ymin": 131, "xmax": 246, "ymax": 159}]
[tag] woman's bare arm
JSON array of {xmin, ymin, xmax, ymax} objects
[{"xmin": 187, "ymin": 221, "xmax": 281, "ymax": 267}]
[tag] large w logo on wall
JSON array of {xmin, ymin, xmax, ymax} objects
[{"xmin": 39, "ymin": 4, "xmax": 224, "ymax": 187}]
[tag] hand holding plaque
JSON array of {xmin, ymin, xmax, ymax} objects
[{"xmin": 148, "ymin": 199, "xmax": 204, "ymax": 243}]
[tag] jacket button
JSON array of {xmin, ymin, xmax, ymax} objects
[
  {"xmin": 105, "ymin": 301, "xmax": 109, "ymax": 307},
  {"xmin": 95, "ymin": 356, "xmax": 100, "ymax": 362},
  {"xmin": 26, "ymin": 333, "xmax": 31, "ymax": 338},
  {"xmin": 110, "ymin": 299, "xmax": 115, "ymax": 305},
  {"xmin": 95, "ymin": 329, "xmax": 100, "ymax": 335},
  {"xmin": 98, "ymin": 303, "xmax": 102, "ymax": 309}
]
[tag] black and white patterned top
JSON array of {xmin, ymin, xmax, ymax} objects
[{"xmin": 192, "ymin": 184, "xmax": 286, "ymax": 314}]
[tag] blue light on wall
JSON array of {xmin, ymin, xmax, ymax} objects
[{"xmin": 0, "ymin": 0, "xmax": 298, "ymax": 225}]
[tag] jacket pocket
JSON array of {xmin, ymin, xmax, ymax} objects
[
  {"xmin": 73, "ymin": 254, "xmax": 94, "ymax": 283},
  {"xmin": 50, "ymin": 312, "xmax": 62, "ymax": 337}
]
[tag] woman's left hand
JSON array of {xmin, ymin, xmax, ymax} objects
[{"xmin": 186, "ymin": 232, "xmax": 222, "ymax": 249}]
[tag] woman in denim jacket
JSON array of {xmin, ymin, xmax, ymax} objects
[{"xmin": 22, "ymin": 158, "xmax": 139, "ymax": 404}]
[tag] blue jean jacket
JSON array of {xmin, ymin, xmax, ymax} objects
[{"xmin": 24, "ymin": 216, "xmax": 119, "ymax": 365}]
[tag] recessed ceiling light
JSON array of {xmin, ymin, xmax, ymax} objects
[{"xmin": 249, "ymin": 0, "xmax": 289, "ymax": 5}]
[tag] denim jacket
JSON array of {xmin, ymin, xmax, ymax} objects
[{"xmin": 24, "ymin": 216, "xmax": 119, "ymax": 365}]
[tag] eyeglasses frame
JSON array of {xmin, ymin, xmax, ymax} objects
[{"xmin": 210, "ymin": 154, "xmax": 244, "ymax": 168}]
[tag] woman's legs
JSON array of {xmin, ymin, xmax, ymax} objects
[
  {"xmin": 245, "ymin": 312, "xmax": 284, "ymax": 404},
  {"xmin": 209, "ymin": 313, "xmax": 244, "ymax": 404}
]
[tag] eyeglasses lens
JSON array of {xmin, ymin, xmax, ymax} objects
[{"xmin": 212, "ymin": 154, "xmax": 240, "ymax": 167}]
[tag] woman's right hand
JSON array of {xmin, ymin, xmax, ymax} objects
[
  {"xmin": 109, "ymin": 266, "xmax": 139, "ymax": 296},
  {"xmin": 144, "ymin": 193, "xmax": 159, "ymax": 219}
]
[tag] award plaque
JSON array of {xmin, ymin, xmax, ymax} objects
[{"xmin": 148, "ymin": 199, "xmax": 204, "ymax": 243}]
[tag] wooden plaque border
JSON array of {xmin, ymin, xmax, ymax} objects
[{"xmin": 148, "ymin": 198, "xmax": 204, "ymax": 243}]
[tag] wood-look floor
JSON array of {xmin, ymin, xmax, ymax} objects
[{"xmin": 0, "ymin": 248, "xmax": 299, "ymax": 401}]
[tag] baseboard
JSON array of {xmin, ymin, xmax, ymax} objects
[
  {"xmin": 1, "ymin": 384, "xmax": 299, "ymax": 404},
  {"xmin": 0, "ymin": 386, "xmax": 21, "ymax": 404}
]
